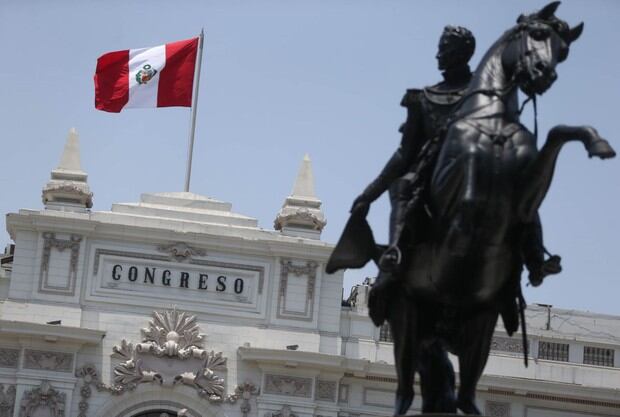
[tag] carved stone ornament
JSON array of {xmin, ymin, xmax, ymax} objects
[
  {"xmin": 0, "ymin": 348, "xmax": 19, "ymax": 368},
  {"xmin": 264, "ymin": 374, "xmax": 312, "ymax": 398},
  {"xmin": 23, "ymin": 350, "xmax": 73, "ymax": 372},
  {"xmin": 0, "ymin": 384, "xmax": 16, "ymax": 417},
  {"xmin": 157, "ymin": 243, "xmax": 206, "ymax": 262},
  {"xmin": 75, "ymin": 308, "xmax": 238, "ymax": 414},
  {"xmin": 490, "ymin": 336, "xmax": 527, "ymax": 355},
  {"xmin": 227, "ymin": 382, "xmax": 259, "ymax": 417},
  {"xmin": 485, "ymin": 400, "xmax": 511, "ymax": 417},
  {"xmin": 76, "ymin": 364, "xmax": 259, "ymax": 417},
  {"xmin": 316, "ymin": 380, "xmax": 337, "ymax": 402},
  {"xmin": 265, "ymin": 405, "xmax": 297, "ymax": 417},
  {"xmin": 277, "ymin": 259, "xmax": 318, "ymax": 321},
  {"xmin": 39, "ymin": 232, "xmax": 82, "ymax": 295},
  {"xmin": 42, "ymin": 183, "xmax": 93, "ymax": 208},
  {"xmin": 19, "ymin": 381, "xmax": 65, "ymax": 417}
]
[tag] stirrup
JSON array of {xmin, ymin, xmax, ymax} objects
[{"xmin": 379, "ymin": 245, "xmax": 402, "ymax": 272}]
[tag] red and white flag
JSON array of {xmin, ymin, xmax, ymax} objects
[{"xmin": 94, "ymin": 37, "xmax": 199, "ymax": 113}]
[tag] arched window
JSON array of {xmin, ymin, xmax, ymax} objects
[{"xmin": 132, "ymin": 411, "xmax": 178, "ymax": 417}]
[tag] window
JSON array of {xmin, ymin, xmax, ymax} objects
[
  {"xmin": 584, "ymin": 346, "xmax": 615, "ymax": 367},
  {"xmin": 379, "ymin": 323, "xmax": 393, "ymax": 342},
  {"xmin": 538, "ymin": 341, "xmax": 569, "ymax": 361}
]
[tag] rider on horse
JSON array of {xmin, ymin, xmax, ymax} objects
[{"xmin": 350, "ymin": 25, "xmax": 561, "ymax": 304}]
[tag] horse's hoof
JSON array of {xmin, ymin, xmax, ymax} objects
[
  {"xmin": 394, "ymin": 394, "xmax": 413, "ymax": 416},
  {"xmin": 588, "ymin": 139, "xmax": 616, "ymax": 159},
  {"xmin": 457, "ymin": 398, "xmax": 482, "ymax": 415}
]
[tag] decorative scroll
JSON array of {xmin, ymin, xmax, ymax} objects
[{"xmin": 157, "ymin": 243, "xmax": 206, "ymax": 262}]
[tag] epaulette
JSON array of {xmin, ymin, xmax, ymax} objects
[{"xmin": 400, "ymin": 88, "xmax": 423, "ymax": 108}]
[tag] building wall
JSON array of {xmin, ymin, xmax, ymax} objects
[{"xmin": 2, "ymin": 203, "xmax": 620, "ymax": 417}]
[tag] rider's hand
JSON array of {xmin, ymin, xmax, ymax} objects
[{"xmin": 350, "ymin": 194, "xmax": 371, "ymax": 218}]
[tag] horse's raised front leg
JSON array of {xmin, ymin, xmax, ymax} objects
[{"xmin": 518, "ymin": 125, "xmax": 615, "ymax": 222}]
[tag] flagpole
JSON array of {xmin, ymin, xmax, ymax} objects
[{"xmin": 184, "ymin": 29, "xmax": 204, "ymax": 192}]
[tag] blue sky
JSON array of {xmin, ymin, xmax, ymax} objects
[{"xmin": 1, "ymin": 0, "xmax": 619, "ymax": 314}]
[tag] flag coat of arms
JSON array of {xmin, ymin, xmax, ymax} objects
[{"xmin": 95, "ymin": 37, "xmax": 199, "ymax": 112}]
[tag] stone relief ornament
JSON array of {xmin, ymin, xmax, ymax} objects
[
  {"xmin": 19, "ymin": 381, "xmax": 65, "ymax": 417},
  {"xmin": 157, "ymin": 243, "xmax": 206, "ymax": 262},
  {"xmin": 316, "ymin": 380, "xmax": 337, "ymax": 402},
  {"xmin": 226, "ymin": 382, "xmax": 260, "ymax": 417},
  {"xmin": 0, "ymin": 384, "xmax": 16, "ymax": 417},
  {"xmin": 23, "ymin": 350, "xmax": 73, "ymax": 373},
  {"xmin": 264, "ymin": 375, "xmax": 312, "ymax": 398},
  {"xmin": 136, "ymin": 309, "xmax": 206, "ymax": 358},
  {"xmin": 0, "ymin": 348, "xmax": 19, "ymax": 368},
  {"xmin": 265, "ymin": 405, "xmax": 297, "ymax": 417},
  {"xmin": 76, "ymin": 308, "xmax": 244, "ymax": 414},
  {"xmin": 491, "ymin": 336, "xmax": 528, "ymax": 355},
  {"xmin": 485, "ymin": 400, "xmax": 511, "ymax": 417}
]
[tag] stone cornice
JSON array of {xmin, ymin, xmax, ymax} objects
[
  {"xmin": 0, "ymin": 320, "xmax": 105, "ymax": 346},
  {"xmin": 6, "ymin": 211, "xmax": 335, "ymax": 259},
  {"xmin": 237, "ymin": 347, "xmax": 393, "ymax": 378}
]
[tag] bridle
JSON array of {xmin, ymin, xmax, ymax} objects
[{"xmin": 442, "ymin": 21, "xmax": 555, "ymax": 141}]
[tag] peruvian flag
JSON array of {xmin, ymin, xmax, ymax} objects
[{"xmin": 95, "ymin": 37, "xmax": 199, "ymax": 113}]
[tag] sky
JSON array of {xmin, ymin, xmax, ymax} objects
[{"xmin": 1, "ymin": 0, "xmax": 619, "ymax": 314}]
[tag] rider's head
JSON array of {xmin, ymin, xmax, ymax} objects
[{"xmin": 436, "ymin": 25, "xmax": 476, "ymax": 71}]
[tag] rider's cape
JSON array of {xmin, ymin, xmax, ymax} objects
[{"xmin": 325, "ymin": 211, "xmax": 384, "ymax": 274}]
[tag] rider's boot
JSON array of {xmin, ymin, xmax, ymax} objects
[
  {"xmin": 368, "ymin": 271, "xmax": 396, "ymax": 326},
  {"xmin": 377, "ymin": 176, "xmax": 417, "ymax": 274},
  {"xmin": 521, "ymin": 214, "xmax": 562, "ymax": 286}
]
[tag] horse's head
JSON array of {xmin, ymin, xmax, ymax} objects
[{"xmin": 503, "ymin": 1, "xmax": 583, "ymax": 97}]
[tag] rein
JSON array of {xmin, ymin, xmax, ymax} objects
[{"xmin": 442, "ymin": 24, "xmax": 541, "ymax": 142}]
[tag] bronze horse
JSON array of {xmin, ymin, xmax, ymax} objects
[{"xmin": 327, "ymin": 2, "xmax": 615, "ymax": 415}]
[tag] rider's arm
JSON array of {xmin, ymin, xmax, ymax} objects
[{"xmin": 353, "ymin": 90, "xmax": 425, "ymax": 208}]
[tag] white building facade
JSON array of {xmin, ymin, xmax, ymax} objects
[{"xmin": 0, "ymin": 130, "xmax": 619, "ymax": 417}]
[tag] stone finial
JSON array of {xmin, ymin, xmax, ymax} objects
[
  {"xmin": 274, "ymin": 154, "xmax": 326, "ymax": 239},
  {"xmin": 42, "ymin": 128, "xmax": 93, "ymax": 211}
]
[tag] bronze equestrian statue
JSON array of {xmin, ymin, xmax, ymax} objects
[{"xmin": 327, "ymin": 2, "xmax": 615, "ymax": 415}]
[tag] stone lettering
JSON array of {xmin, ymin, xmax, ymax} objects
[
  {"xmin": 198, "ymin": 274, "xmax": 208, "ymax": 290},
  {"xmin": 144, "ymin": 267, "xmax": 156, "ymax": 284},
  {"xmin": 105, "ymin": 263, "xmax": 250, "ymax": 297},
  {"xmin": 128, "ymin": 266, "xmax": 138, "ymax": 282},
  {"xmin": 234, "ymin": 278, "xmax": 244, "ymax": 294},
  {"xmin": 180, "ymin": 272, "xmax": 190, "ymax": 288},
  {"xmin": 112, "ymin": 264, "xmax": 122, "ymax": 280},
  {"xmin": 162, "ymin": 270, "xmax": 171, "ymax": 286},
  {"xmin": 217, "ymin": 276, "xmax": 227, "ymax": 292}
]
